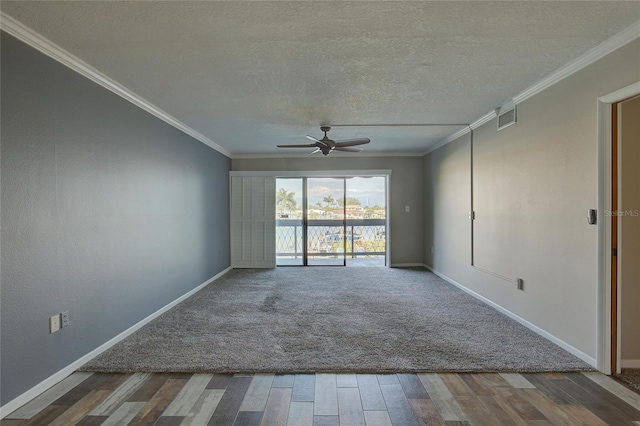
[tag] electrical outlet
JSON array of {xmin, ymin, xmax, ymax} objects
[
  {"xmin": 61, "ymin": 311, "xmax": 70, "ymax": 328},
  {"xmin": 50, "ymin": 314, "xmax": 60, "ymax": 333},
  {"xmin": 515, "ymin": 278, "xmax": 524, "ymax": 291},
  {"xmin": 405, "ymin": 205, "xmax": 410, "ymax": 213}
]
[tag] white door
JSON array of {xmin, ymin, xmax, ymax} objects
[{"xmin": 231, "ymin": 176, "xmax": 276, "ymax": 268}]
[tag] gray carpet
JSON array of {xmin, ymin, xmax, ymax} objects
[
  {"xmin": 616, "ymin": 369, "xmax": 640, "ymax": 392},
  {"xmin": 80, "ymin": 267, "xmax": 593, "ymax": 373}
]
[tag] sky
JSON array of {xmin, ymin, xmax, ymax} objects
[{"xmin": 277, "ymin": 176, "xmax": 386, "ymax": 208}]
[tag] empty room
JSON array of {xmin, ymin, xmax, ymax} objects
[{"xmin": 1, "ymin": 2, "xmax": 640, "ymax": 425}]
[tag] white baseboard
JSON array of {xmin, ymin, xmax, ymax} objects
[
  {"xmin": 390, "ymin": 263, "xmax": 427, "ymax": 268},
  {"xmin": 423, "ymin": 265, "xmax": 597, "ymax": 368},
  {"xmin": 621, "ymin": 360, "xmax": 640, "ymax": 368},
  {"xmin": 0, "ymin": 267, "xmax": 232, "ymax": 419}
]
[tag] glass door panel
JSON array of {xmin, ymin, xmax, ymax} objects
[
  {"xmin": 276, "ymin": 178, "xmax": 303, "ymax": 266},
  {"xmin": 276, "ymin": 176, "xmax": 387, "ymax": 267},
  {"xmin": 307, "ymin": 178, "xmax": 345, "ymax": 266},
  {"xmin": 345, "ymin": 177, "xmax": 387, "ymax": 266}
]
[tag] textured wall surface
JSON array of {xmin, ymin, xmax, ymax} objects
[
  {"xmin": 232, "ymin": 156, "xmax": 424, "ymax": 266},
  {"xmin": 1, "ymin": 33, "xmax": 231, "ymax": 405},
  {"xmin": 620, "ymin": 95, "xmax": 640, "ymax": 361},
  {"xmin": 423, "ymin": 38, "xmax": 640, "ymax": 361}
]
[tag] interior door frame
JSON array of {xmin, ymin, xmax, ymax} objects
[{"xmin": 596, "ymin": 81, "xmax": 640, "ymax": 374}]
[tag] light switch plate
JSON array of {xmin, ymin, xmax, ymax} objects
[
  {"xmin": 515, "ymin": 278, "xmax": 524, "ymax": 291},
  {"xmin": 61, "ymin": 311, "xmax": 69, "ymax": 328}
]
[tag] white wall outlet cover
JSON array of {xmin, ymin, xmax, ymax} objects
[
  {"xmin": 405, "ymin": 205, "xmax": 410, "ymax": 212},
  {"xmin": 49, "ymin": 314, "xmax": 60, "ymax": 333}
]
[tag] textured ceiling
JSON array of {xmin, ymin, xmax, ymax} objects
[{"xmin": 2, "ymin": 1, "xmax": 640, "ymax": 156}]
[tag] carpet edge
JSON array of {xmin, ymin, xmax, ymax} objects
[{"xmin": 424, "ymin": 265, "xmax": 597, "ymax": 369}]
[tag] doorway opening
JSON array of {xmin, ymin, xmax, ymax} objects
[
  {"xmin": 275, "ymin": 176, "xmax": 387, "ymax": 266},
  {"xmin": 612, "ymin": 94, "xmax": 640, "ymax": 377},
  {"xmin": 596, "ymin": 82, "xmax": 640, "ymax": 375}
]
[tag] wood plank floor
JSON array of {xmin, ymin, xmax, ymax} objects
[{"xmin": 3, "ymin": 372, "xmax": 639, "ymax": 425}]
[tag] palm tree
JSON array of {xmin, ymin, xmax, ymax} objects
[
  {"xmin": 323, "ymin": 195, "xmax": 335, "ymax": 207},
  {"xmin": 276, "ymin": 188, "xmax": 297, "ymax": 212},
  {"xmin": 337, "ymin": 196, "xmax": 361, "ymax": 207}
]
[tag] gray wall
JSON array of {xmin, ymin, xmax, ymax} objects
[
  {"xmin": 424, "ymin": 38, "xmax": 640, "ymax": 360},
  {"xmin": 422, "ymin": 135, "xmax": 471, "ymax": 279},
  {"xmin": 232, "ymin": 157, "xmax": 424, "ymax": 265},
  {"xmin": 620, "ymin": 95, "xmax": 640, "ymax": 362},
  {"xmin": 1, "ymin": 33, "xmax": 231, "ymax": 405}
]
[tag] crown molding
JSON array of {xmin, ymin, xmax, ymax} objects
[
  {"xmin": 421, "ymin": 127, "xmax": 468, "ymax": 156},
  {"xmin": 514, "ymin": 20, "xmax": 640, "ymax": 105},
  {"xmin": 0, "ymin": 12, "xmax": 232, "ymax": 159},
  {"xmin": 232, "ymin": 151, "xmax": 425, "ymax": 160},
  {"xmin": 230, "ymin": 170, "xmax": 392, "ymax": 178},
  {"xmin": 469, "ymin": 110, "xmax": 497, "ymax": 130},
  {"xmin": 330, "ymin": 123, "xmax": 469, "ymax": 127},
  {"xmin": 421, "ymin": 109, "xmax": 498, "ymax": 155},
  {"xmin": 427, "ymin": 19, "xmax": 640, "ymax": 157}
]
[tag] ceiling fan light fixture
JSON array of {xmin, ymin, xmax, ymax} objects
[{"xmin": 278, "ymin": 126, "xmax": 370, "ymax": 156}]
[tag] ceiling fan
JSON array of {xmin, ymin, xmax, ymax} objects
[{"xmin": 277, "ymin": 126, "xmax": 370, "ymax": 156}]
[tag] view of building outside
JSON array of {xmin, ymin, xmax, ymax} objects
[{"xmin": 276, "ymin": 177, "xmax": 386, "ymax": 266}]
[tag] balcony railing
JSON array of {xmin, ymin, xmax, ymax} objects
[{"xmin": 276, "ymin": 219, "xmax": 386, "ymax": 258}]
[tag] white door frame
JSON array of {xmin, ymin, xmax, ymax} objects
[{"xmin": 596, "ymin": 81, "xmax": 640, "ymax": 374}]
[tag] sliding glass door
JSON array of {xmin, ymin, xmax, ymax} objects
[
  {"xmin": 307, "ymin": 178, "xmax": 346, "ymax": 266},
  {"xmin": 345, "ymin": 177, "xmax": 386, "ymax": 267},
  {"xmin": 276, "ymin": 176, "xmax": 386, "ymax": 266},
  {"xmin": 275, "ymin": 178, "xmax": 304, "ymax": 266}
]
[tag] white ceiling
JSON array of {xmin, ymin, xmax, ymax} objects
[{"xmin": 2, "ymin": 1, "xmax": 639, "ymax": 157}]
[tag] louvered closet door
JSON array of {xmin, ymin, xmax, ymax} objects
[
  {"xmin": 250, "ymin": 177, "xmax": 276, "ymax": 268},
  {"xmin": 231, "ymin": 176, "xmax": 252, "ymax": 268},
  {"xmin": 231, "ymin": 176, "xmax": 276, "ymax": 268}
]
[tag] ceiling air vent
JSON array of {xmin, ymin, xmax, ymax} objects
[{"xmin": 496, "ymin": 101, "xmax": 517, "ymax": 131}]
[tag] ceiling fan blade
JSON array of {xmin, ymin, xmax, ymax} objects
[
  {"xmin": 334, "ymin": 138, "xmax": 370, "ymax": 147},
  {"xmin": 334, "ymin": 146, "xmax": 363, "ymax": 152},
  {"xmin": 277, "ymin": 143, "xmax": 317, "ymax": 148},
  {"xmin": 279, "ymin": 128, "xmax": 369, "ymax": 155}
]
